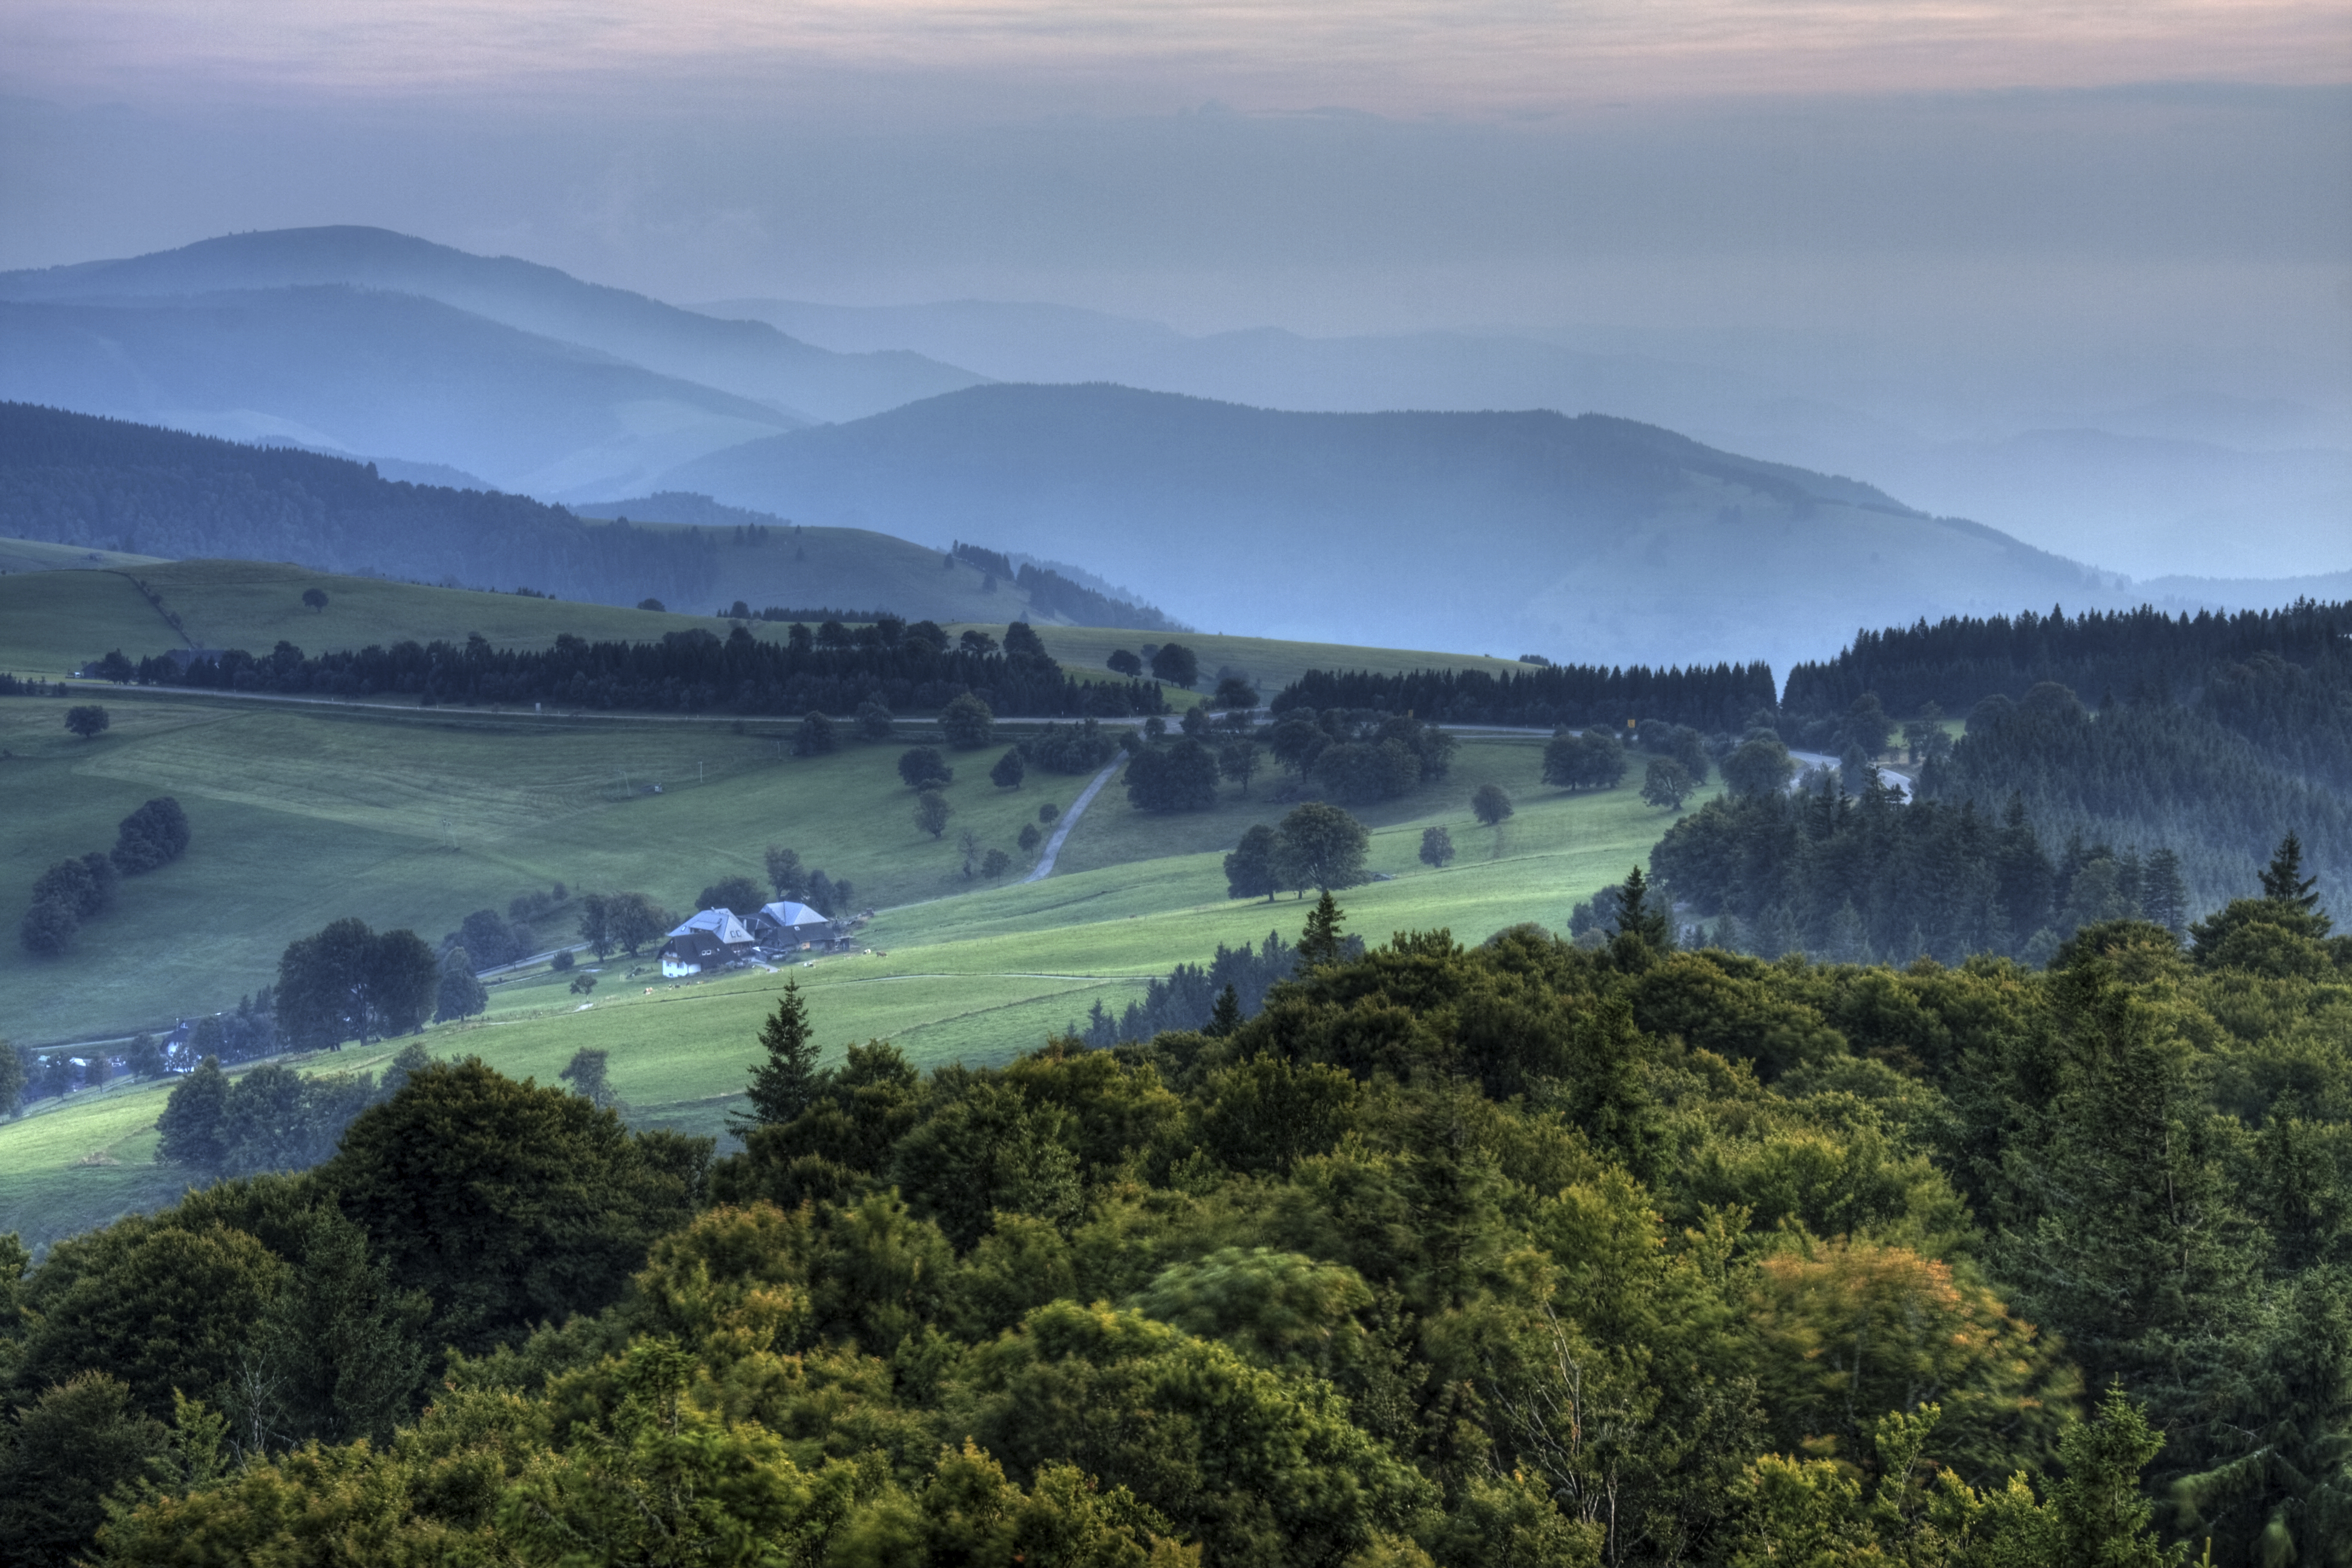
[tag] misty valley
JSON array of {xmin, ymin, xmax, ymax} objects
[{"xmin": 0, "ymin": 218, "xmax": 2348, "ymax": 1568}]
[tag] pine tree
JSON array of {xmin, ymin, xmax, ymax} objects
[
  {"xmin": 1296, "ymin": 893, "xmax": 1346, "ymax": 971},
  {"xmin": 1206, "ymin": 985, "xmax": 1242, "ymax": 1038},
  {"xmin": 735, "ymin": 981, "xmax": 821, "ymax": 1130},
  {"xmin": 2259, "ymin": 830, "xmax": 2320, "ymax": 913},
  {"xmin": 1609, "ymin": 866, "xmax": 1672, "ymax": 968}
]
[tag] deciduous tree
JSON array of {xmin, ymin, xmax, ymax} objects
[
  {"xmin": 941, "ymin": 692, "xmax": 996, "ymax": 750},
  {"xmin": 64, "ymin": 704, "xmax": 109, "ymax": 740},
  {"xmin": 915, "ymin": 790, "xmax": 954, "ymax": 839},
  {"xmin": 1419, "ymin": 825, "xmax": 1455, "ymax": 869}
]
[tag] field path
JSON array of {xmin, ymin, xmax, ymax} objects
[{"xmin": 1025, "ymin": 753, "xmax": 1128, "ymax": 882}]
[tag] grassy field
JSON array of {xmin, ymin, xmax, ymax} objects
[
  {"xmin": 0, "ymin": 539, "xmax": 169, "ymax": 575},
  {"xmin": 0, "ymin": 552, "xmax": 1527, "ymax": 706},
  {"xmin": 1, "ymin": 751, "xmax": 1687, "ymax": 1251}
]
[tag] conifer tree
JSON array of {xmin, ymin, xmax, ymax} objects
[
  {"xmin": 735, "ymin": 981, "xmax": 821, "ymax": 1129},
  {"xmin": 1206, "ymin": 985, "xmax": 1242, "ymax": 1038},
  {"xmin": 1296, "ymin": 893, "xmax": 1346, "ymax": 971},
  {"xmin": 2260, "ymin": 830, "xmax": 2320, "ymax": 913}
]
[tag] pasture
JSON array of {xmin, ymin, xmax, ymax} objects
[{"xmin": 0, "ymin": 710, "xmax": 1692, "ymax": 1250}]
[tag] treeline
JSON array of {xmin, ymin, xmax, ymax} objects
[
  {"xmin": 16, "ymin": 873, "xmax": 2352, "ymax": 1563},
  {"xmin": 0, "ymin": 401, "xmax": 723, "ymax": 609},
  {"xmin": 1920, "ymin": 680, "xmax": 2352, "ymax": 911},
  {"xmin": 951, "ymin": 539, "xmax": 1180, "ymax": 632},
  {"xmin": 1782, "ymin": 597, "xmax": 2352, "ymax": 720},
  {"xmin": 111, "ymin": 620, "xmax": 1164, "ymax": 718},
  {"xmin": 18, "ymin": 798, "xmax": 189, "ymax": 958},
  {"xmin": 1275, "ymin": 658, "xmax": 1776, "ymax": 733}
]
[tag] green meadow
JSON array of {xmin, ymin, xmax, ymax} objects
[
  {"xmin": 0, "ymin": 704, "xmax": 1689, "ymax": 1249},
  {"xmin": 1, "ymin": 557, "xmax": 1678, "ymax": 1250}
]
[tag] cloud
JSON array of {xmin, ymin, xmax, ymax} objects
[{"xmin": 7, "ymin": 0, "xmax": 2348, "ymax": 111}]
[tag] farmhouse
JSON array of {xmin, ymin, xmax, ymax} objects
[
  {"xmin": 751, "ymin": 899, "xmax": 832, "ymax": 949},
  {"xmin": 660, "ymin": 908, "xmax": 757, "ymax": 977}
]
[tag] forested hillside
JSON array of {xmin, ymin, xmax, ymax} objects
[
  {"xmin": 7, "ymin": 870, "xmax": 2348, "ymax": 1566},
  {"xmin": 0, "ymin": 402, "xmax": 723, "ymax": 609}
]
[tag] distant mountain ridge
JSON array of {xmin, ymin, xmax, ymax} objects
[
  {"xmin": 657, "ymin": 382, "xmax": 2122, "ymax": 671},
  {"xmin": 0, "ymin": 227, "xmax": 987, "ymax": 424},
  {"xmin": 0, "ymin": 228, "xmax": 991, "ymax": 500},
  {"xmin": 723, "ymin": 295, "xmax": 2352, "ymax": 582},
  {"xmin": 0, "ymin": 288, "xmax": 797, "ymax": 498}
]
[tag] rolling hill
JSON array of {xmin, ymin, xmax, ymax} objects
[
  {"xmin": 0, "ymin": 289, "xmax": 798, "ymax": 497},
  {"xmin": 658, "ymin": 382, "xmax": 2119, "ymax": 671},
  {"xmin": 0, "ymin": 226, "xmax": 987, "ymax": 430}
]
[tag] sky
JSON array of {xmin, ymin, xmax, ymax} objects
[{"xmin": 1, "ymin": 1, "xmax": 2348, "ymax": 420}]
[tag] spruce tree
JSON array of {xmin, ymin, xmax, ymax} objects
[
  {"xmin": 1296, "ymin": 893, "xmax": 1346, "ymax": 971},
  {"xmin": 2259, "ymin": 830, "xmax": 2320, "ymax": 913},
  {"xmin": 736, "ymin": 980, "xmax": 821, "ymax": 1129},
  {"xmin": 1206, "ymin": 985, "xmax": 1242, "ymax": 1037}
]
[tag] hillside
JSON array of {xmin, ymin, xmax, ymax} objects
[
  {"xmin": 0, "ymin": 405, "xmax": 1195, "ymax": 632},
  {"xmin": 661, "ymin": 382, "xmax": 2116, "ymax": 670},
  {"xmin": 0, "ymin": 289, "xmax": 798, "ymax": 498},
  {"xmin": 0, "ymin": 402, "xmax": 729, "ymax": 608}
]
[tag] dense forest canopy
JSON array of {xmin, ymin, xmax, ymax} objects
[
  {"xmin": 1273, "ymin": 661, "xmax": 1777, "ymax": 733},
  {"xmin": 1782, "ymin": 599, "xmax": 2352, "ymax": 723},
  {"xmin": 7, "ymin": 857, "xmax": 2350, "ymax": 1565}
]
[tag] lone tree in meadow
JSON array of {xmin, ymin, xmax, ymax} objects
[
  {"xmin": 982, "ymin": 848, "xmax": 1013, "ymax": 879},
  {"xmin": 65, "ymin": 705, "xmax": 110, "ymax": 741},
  {"xmin": 941, "ymin": 692, "xmax": 996, "ymax": 750},
  {"xmin": 1018, "ymin": 822, "xmax": 1043, "ymax": 855},
  {"xmin": 1473, "ymin": 784, "xmax": 1514, "ymax": 828},
  {"xmin": 560, "ymin": 1046, "xmax": 616, "ymax": 1108},
  {"xmin": 302, "ymin": 587, "xmax": 329, "ymax": 613},
  {"xmin": 1149, "ymin": 642, "xmax": 1200, "ymax": 688},
  {"xmin": 991, "ymin": 747, "xmax": 1027, "ymax": 789},
  {"xmin": 792, "ymin": 710, "xmax": 839, "ymax": 756},
  {"xmin": 898, "ymin": 747, "xmax": 954, "ymax": 790},
  {"xmin": 1641, "ymin": 759, "xmax": 1695, "ymax": 812},
  {"xmin": 1107, "ymin": 649, "xmax": 1143, "ymax": 678},
  {"xmin": 735, "ymin": 980, "xmax": 820, "ymax": 1129},
  {"xmin": 915, "ymin": 790, "xmax": 954, "ymax": 840},
  {"xmin": 1419, "ymin": 825, "xmax": 1456, "ymax": 870},
  {"xmin": 1273, "ymin": 802, "xmax": 1370, "ymax": 894}
]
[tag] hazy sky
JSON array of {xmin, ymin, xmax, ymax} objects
[{"xmin": 3, "ymin": 0, "xmax": 2348, "ymax": 415}]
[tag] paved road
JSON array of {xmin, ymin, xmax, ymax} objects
[
  {"xmin": 1789, "ymin": 749, "xmax": 1913, "ymax": 802},
  {"xmin": 1024, "ymin": 753, "xmax": 1128, "ymax": 882}
]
